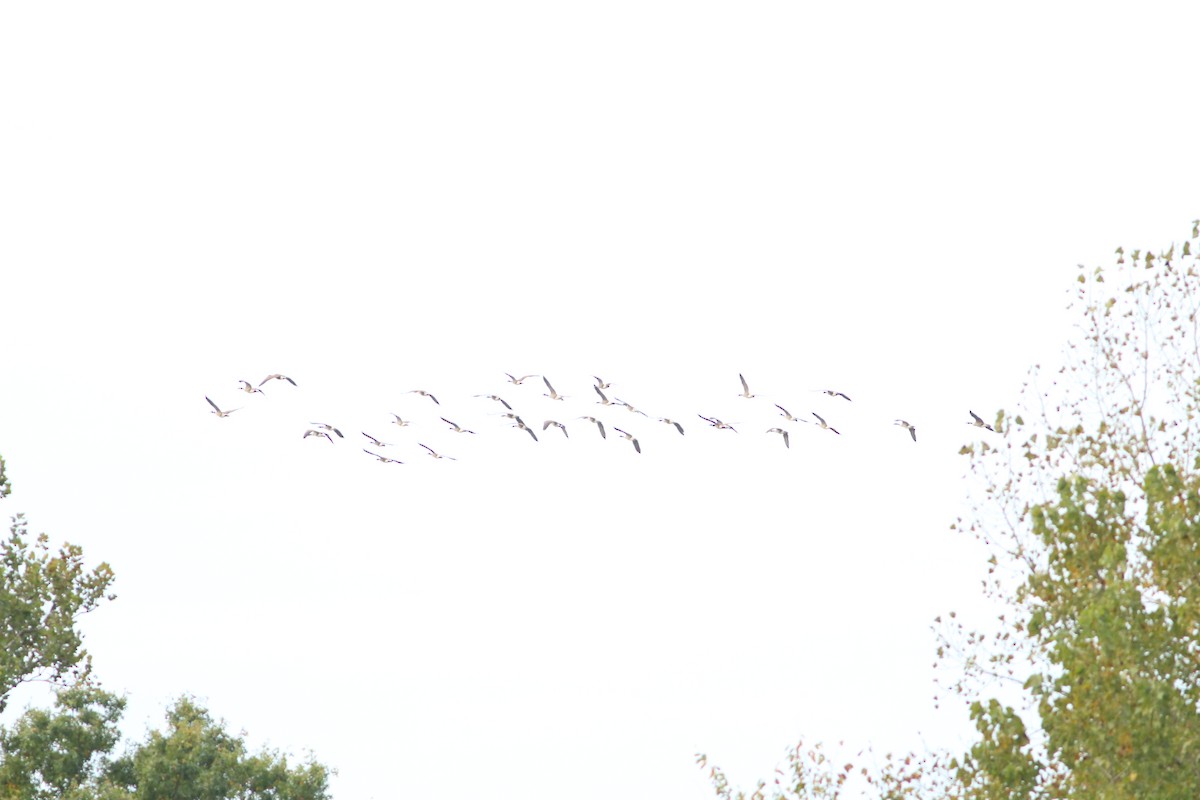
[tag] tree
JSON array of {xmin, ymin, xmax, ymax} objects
[
  {"xmin": 0, "ymin": 684, "xmax": 124, "ymax": 800},
  {"xmin": 107, "ymin": 696, "xmax": 330, "ymax": 800},
  {"xmin": 0, "ymin": 690, "xmax": 331, "ymax": 800},
  {"xmin": 0, "ymin": 460, "xmax": 332, "ymax": 799},
  {"xmin": 0, "ymin": 454, "xmax": 11, "ymax": 501},
  {"xmin": 697, "ymin": 219, "xmax": 1200, "ymax": 798},
  {"xmin": 1, "ymin": 514, "xmax": 115, "ymax": 712}
]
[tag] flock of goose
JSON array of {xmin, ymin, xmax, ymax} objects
[{"xmin": 204, "ymin": 372, "xmax": 997, "ymax": 465}]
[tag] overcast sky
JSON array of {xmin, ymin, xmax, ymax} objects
[{"xmin": 3, "ymin": 2, "xmax": 1199, "ymax": 798}]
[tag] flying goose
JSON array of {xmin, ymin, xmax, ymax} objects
[
  {"xmin": 578, "ymin": 416, "xmax": 607, "ymax": 439},
  {"xmin": 309, "ymin": 422, "xmax": 344, "ymax": 438},
  {"xmin": 511, "ymin": 418, "xmax": 539, "ymax": 442},
  {"xmin": 542, "ymin": 376, "xmax": 566, "ymax": 401},
  {"xmin": 389, "ymin": 414, "xmax": 412, "ymax": 428},
  {"xmin": 698, "ymin": 415, "xmax": 738, "ymax": 432},
  {"xmin": 505, "ymin": 373, "xmax": 538, "ymax": 385},
  {"xmin": 362, "ymin": 432, "xmax": 393, "ymax": 448},
  {"xmin": 811, "ymin": 412, "xmax": 840, "ymax": 435},
  {"xmin": 363, "ymin": 449, "xmax": 403, "ymax": 464},
  {"xmin": 419, "ymin": 443, "xmax": 457, "ymax": 460},
  {"xmin": 259, "ymin": 374, "xmax": 297, "ymax": 387},
  {"xmin": 775, "ymin": 404, "xmax": 800, "ymax": 422},
  {"xmin": 823, "ymin": 390, "xmax": 852, "ymax": 402},
  {"xmin": 594, "ymin": 386, "xmax": 616, "ymax": 406},
  {"xmin": 594, "ymin": 376, "xmax": 612, "ymax": 389},
  {"xmin": 543, "ymin": 420, "xmax": 568, "ymax": 438},
  {"xmin": 441, "ymin": 417, "xmax": 477, "ymax": 434},
  {"xmin": 407, "ymin": 389, "xmax": 440, "ymax": 405},
  {"xmin": 613, "ymin": 427, "xmax": 642, "ymax": 454},
  {"xmin": 968, "ymin": 411, "xmax": 995, "ymax": 432},
  {"xmin": 206, "ymin": 397, "xmax": 241, "ymax": 418},
  {"xmin": 767, "ymin": 427, "xmax": 790, "ymax": 448},
  {"xmin": 738, "ymin": 373, "xmax": 757, "ymax": 399},
  {"xmin": 894, "ymin": 420, "xmax": 917, "ymax": 442},
  {"xmin": 475, "ymin": 394, "xmax": 512, "ymax": 410},
  {"xmin": 614, "ymin": 398, "xmax": 648, "ymax": 416},
  {"xmin": 303, "ymin": 429, "xmax": 333, "ymax": 443},
  {"xmin": 658, "ymin": 418, "xmax": 685, "ymax": 435},
  {"xmin": 237, "ymin": 380, "xmax": 265, "ymax": 395}
]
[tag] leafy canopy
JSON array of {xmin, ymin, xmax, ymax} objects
[
  {"xmin": 0, "ymin": 463, "xmax": 331, "ymax": 799},
  {"xmin": 0, "ymin": 516, "xmax": 115, "ymax": 713},
  {"xmin": 698, "ymin": 220, "xmax": 1200, "ymax": 799}
]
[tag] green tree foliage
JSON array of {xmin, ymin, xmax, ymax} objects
[
  {"xmin": 0, "ymin": 455, "xmax": 11, "ymax": 501},
  {"xmin": 0, "ymin": 691, "xmax": 331, "ymax": 800},
  {"xmin": 699, "ymin": 220, "xmax": 1200, "ymax": 798},
  {"xmin": 106, "ymin": 696, "xmax": 331, "ymax": 800},
  {"xmin": 0, "ymin": 461, "xmax": 331, "ymax": 799},
  {"xmin": 0, "ymin": 515, "xmax": 115, "ymax": 713},
  {"xmin": 0, "ymin": 685, "xmax": 125, "ymax": 800}
]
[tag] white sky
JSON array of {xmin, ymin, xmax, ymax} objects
[{"xmin": 2, "ymin": 2, "xmax": 1198, "ymax": 798}]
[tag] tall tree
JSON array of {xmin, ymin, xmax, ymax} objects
[
  {"xmin": 0, "ymin": 690, "xmax": 331, "ymax": 800},
  {"xmin": 697, "ymin": 220, "xmax": 1200, "ymax": 798},
  {"xmin": 0, "ymin": 461, "xmax": 331, "ymax": 799},
  {"xmin": 0, "ymin": 513, "xmax": 115, "ymax": 712}
]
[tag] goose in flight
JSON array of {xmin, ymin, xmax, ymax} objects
[
  {"xmin": 594, "ymin": 386, "xmax": 616, "ymax": 406},
  {"xmin": 206, "ymin": 397, "xmax": 241, "ymax": 418},
  {"xmin": 362, "ymin": 432, "xmax": 393, "ymax": 448},
  {"xmin": 698, "ymin": 415, "xmax": 738, "ymax": 432},
  {"xmin": 775, "ymin": 404, "xmax": 800, "ymax": 422},
  {"xmin": 968, "ymin": 411, "xmax": 995, "ymax": 432},
  {"xmin": 389, "ymin": 413, "xmax": 412, "ymax": 428},
  {"xmin": 363, "ymin": 449, "xmax": 403, "ymax": 464},
  {"xmin": 811, "ymin": 412, "xmax": 840, "ymax": 435},
  {"xmin": 475, "ymin": 394, "xmax": 512, "ymax": 410},
  {"xmin": 542, "ymin": 376, "xmax": 566, "ymax": 401},
  {"xmin": 614, "ymin": 398, "xmax": 648, "ymax": 416},
  {"xmin": 738, "ymin": 373, "xmax": 756, "ymax": 399},
  {"xmin": 658, "ymin": 418, "xmax": 685, "ymax": 435},
  {"xmin": 766, "ymin": 427, "xmax": 790, "ymax": 449},
  {"xmin": 894, "ymin": 419, "xmax": 917, "ymax": 442},
  {"xmin": 407, "ymin": 389, "xmax": 440, "ymax": 405},
  {"xmin": 578, "ymin": 416, "xmax": 607, "ymax": 439},
  {"xmin": 259, "ymin": 374, "xmax": 297, "ymax": 387},
  {"xmin": 505, "ymin": 373, "xmax": 538, "ymax": 385},
  {"xmin": 543, "ymin": 420, "xmax": 568, "ymax": 438},
  {"xmin": 237, "ymin": 380, "xmax": 265, "ymax": 395},
  {"xmin": 511, "ymin": 418, "xmax": 539, "ymax": 442},
  {"xmin": 309, "ymin": 422, "xmax": 344, "ymax": 438},
  {"xmin": 613, "ymin": 427, "xmax": 642, "ymax": 454},
  {"xmin": 823, "ymin": 390, "xmax": 852, "ymax": 402},
  {"xmin": 594, "ymin": 376, "xmax": 612, "ymax": 390},
  {"xmin": 303, "ymin": 429, "xmax": 333, "ymax": 443},
  {"xmin": 419, "ymin": 443, "xmax": 457, "ymax": 460},
  {"xmin": 441, "ymin": 417, "xmax": 477, "ymax": 434}
]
